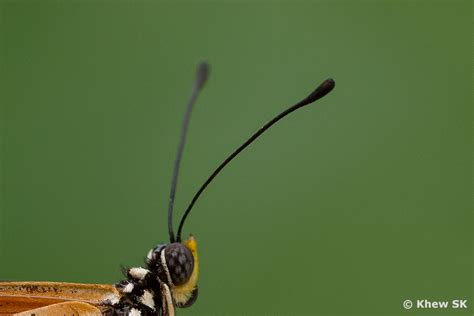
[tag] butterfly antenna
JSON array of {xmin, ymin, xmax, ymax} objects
[
  {"xmin": 176, "ymin": 78, "xmax": 335, "ymax": 241},
  {"xmin": 167, "ymin": 62, "xmax": 209, "ymax": 243}
]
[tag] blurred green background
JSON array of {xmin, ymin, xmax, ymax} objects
[{"xmin": 0, "ymin": 1, "xmax": 471, "ymax": 315}]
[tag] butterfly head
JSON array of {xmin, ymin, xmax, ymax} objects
[{"xmin": 146, "ymin": 235, "xmax": 199, "ymax": 308}]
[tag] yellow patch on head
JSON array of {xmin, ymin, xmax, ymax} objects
[
  {"xmin": 171, "ymin": 235, "xmax": 199, "ymax": 306},
  {"xmin": 183, "ymin": 235, "xmax": 197, "ymax": 253}
]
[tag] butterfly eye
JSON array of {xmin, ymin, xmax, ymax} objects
[{"xmin": 164, "ymin": 243, "xmax": 194, "ymax": 286}]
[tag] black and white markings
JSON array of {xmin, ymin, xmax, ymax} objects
[
  {"xmin": 128, "ymin": 267, "xmax": 150, "ymax": 281},
  {"xmin": 104, "ymin": 244, "xmax": 184, "ymax": 316},
  {"xmin": 128, "ymin": 308, "xmax": 142, "ymax": 316},
  {"xmin": 139, "ymin": 290, "xmax": 155, "ymax": 310}
]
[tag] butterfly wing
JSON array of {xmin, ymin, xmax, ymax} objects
[
  {"xmin": 0, "ymin": 281, "xmax": 120, "ymax": 315},
  {"xmin": 13, "ymin": 301, "xmax": 103, "ymax": 316}
]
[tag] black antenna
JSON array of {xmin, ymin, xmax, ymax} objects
[
  {"xmin": 167, "ymin": 62, "xmax": 209, "ymax": 243},
  {"xmin": 176, "ymin": 78, "xmax": 335, "ymax": 241}
]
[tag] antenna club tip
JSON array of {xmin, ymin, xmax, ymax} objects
[
  {"xmin": 195, "ymin": 61, "xmax": 210, "ymax": 90},
  {"xmin": 305, "ymin": 78, "xmax": 335, "ymax": 104},
  {"xmin": 324, "ymin": 78, "xmax": 335, "ymax": 88}
]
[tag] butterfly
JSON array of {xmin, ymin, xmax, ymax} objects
[{"xmin": 0, "ymin": 62, "xmax": 335, "ymax": 315}]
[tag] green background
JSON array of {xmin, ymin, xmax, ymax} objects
[{"xmin": 0, "ymin": 1, "xmax": 471, "ymax": 315}]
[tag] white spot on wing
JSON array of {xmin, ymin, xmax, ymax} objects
[
  {"xmin": 139, "ymin": 290, "xmax": 155, "ymax": 310},
  {"xmin": 129, "ymin": 267, "xmax": 149, "ymax": 280}
]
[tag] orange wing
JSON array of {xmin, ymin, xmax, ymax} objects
[{"xmin": 0, "ymin": 282, "xmax": 120, "ymax": 315}]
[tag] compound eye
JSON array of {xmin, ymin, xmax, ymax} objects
[{"xmin": 165, "ymin": 243, "xmax": 194, "ymax": 286}]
